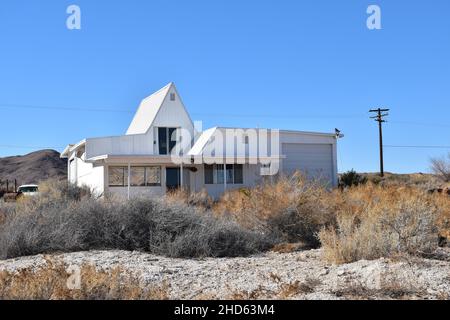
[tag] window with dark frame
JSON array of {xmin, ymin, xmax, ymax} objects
[
  {"xmin": 158, "ymin": 127, "xmax": 167, "ymax": 155},
  {"xmin": 204, "ymin": 165, "xmax": 214, "ymax": 184},
  {"xmin": 234, "ymin": 164, "xmax": 243, "ymax": 184},
  {"xmin": 204, "ymin": 164, "xmax": 243, "ymax": 185},
  {"xmin": 158, "ymin": 127, "xmax": 177, "ymax": 155}
]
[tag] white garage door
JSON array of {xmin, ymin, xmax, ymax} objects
[{"xmin": 282, "ymin": 143, "xmax": 334, "ymax": 183}]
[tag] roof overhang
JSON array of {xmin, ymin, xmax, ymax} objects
[
  {"xmin": 60, "ymin": 139, "xmax": 86, "ymax": 158},
  {"xmin": 85, "ymin": 154, "xmax": 175, "ymax": 164},
  {"xmin": 85, "ymin": 154, "xmax": 284, "ymax": 165}
]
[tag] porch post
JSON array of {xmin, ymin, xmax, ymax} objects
[
  {"xmin": 223, "ymin": 160, "xmax": 227, "ymax": 192},
  {"xmin": 127, "ymin": 162, "xmax": 131, "ymax": 200},
  {"xmin": 180, "ymin": 162, "xmax": 183, "ymax": 190}
]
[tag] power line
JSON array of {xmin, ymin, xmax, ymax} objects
[
  {"xmin": 0, "ymin": 144, "xmax": 64, "ymax": 150},
  {"xmin": 0, "ymin": 104, "xmax": 133, "ymax": 113},
  {"xmin": 1, "ymin": 103, "xmax": 449, "ymax": 126},
  {"xmin": 384, "ymin": 145, "xmax": 450, "ymax": 149},
  {"xmin": 389, "ymin": 121, "xmax": 450, "ymax": 128},
  {"xmin": 0, "ymin": 103, "xmax": 365, "ymax": 119}
]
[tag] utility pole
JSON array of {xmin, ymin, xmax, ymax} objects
[{"xmin": 369, "ymin": 108, "xmax": 389, "ymax": 177}]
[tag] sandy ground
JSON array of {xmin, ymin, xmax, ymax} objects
[{"xmin": 1, "ymin": 248, "xmax": 449, "ymax": 300}]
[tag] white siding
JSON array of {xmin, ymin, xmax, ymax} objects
[
  {"xmin": 69, "ymin": 154, "xmax": 105, "ymax": 196},
  {"xmin": 85, "ymin": 133, "xmax": 154, "ymax": 159},
  {"xmin": 108, "ymin": 186, "xmax": 165, "ymax": 199},
  {"xmin": 152, "ymin": 88, "xmax": 194, "ymax": 135}
]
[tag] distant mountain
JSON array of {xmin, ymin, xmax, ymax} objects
[{"xmin": 0, "ymin": 150, "xmax": 66, "ymax": 186}]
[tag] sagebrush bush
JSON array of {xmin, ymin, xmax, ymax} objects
[
  {"xmin": 319, "ymin": 184, "xmax": 442, "ymax": 264},
  {"xmin": 339, "ymin": 170, "xmax": 367, "ymax": 188},
  {"xmin": 214, "ymin": 174, "xmax": 335, "ymax": 248},
  {"xmin": 0, "ymin": 197, "xmax": 273, "ymax": 260},
  {"xmin": 164, "ymin": 188, "xmax": 213, "ymax": 210},
  {"xmin": 37, "ymin": 179, "xmax": 92, "ymax": 201}
]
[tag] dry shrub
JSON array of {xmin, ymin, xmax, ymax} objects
[
  {"xmin": 0, "ymin": 258, "xmax": 168, "ymax": 300},
  {"xmin": 164, "ymin": 188, "xmax": 213, "ymax": 211},
  {"xmin": 434, "ymin": 193, "xmax": 450, "ymax": 241},
  {"xmin": 38, "ymin": 178, "xmax": 91, "ymax": 201},
  {"xmin": 319, "ymin": 184, "xmax": 443, "ymax": 264},
  {"xmin": 0, "ymin": 196, "xmax": 272, "ymax": 260},
  {"xmin": 214, "ymin": 174, "xmax": 335, "ymax": 247}
]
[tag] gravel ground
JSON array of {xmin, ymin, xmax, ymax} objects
[{"xmin": 1, "ymin": 248, "xmax": 449, "ymax": 300}]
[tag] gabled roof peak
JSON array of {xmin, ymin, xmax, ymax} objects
[
  {"xmin": 141, "ymin": 82, "xmax": 173, "ymax": 103},
  {"xmin": 126, "ymin": 82, "xmax": 175, "ymax": 135}
]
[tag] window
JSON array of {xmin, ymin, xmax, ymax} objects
[
  {"xmin": 216, "ymin": 164, "xmax": 224, "ymax": 184},
  {"xmin": 130, "ymin": 167, "xmax": 145, "ymax": 186},
  {"xmin": 168, "ymin": 128, "xmax": 177, "ymax": 153},
  {"xmin": 158, "ymin": 128, "xmax": 167, "ymax": 155},
  {"xmin": 234, "ymin": 164, "xmax": 243, "ymax": 184},
  {"xmin": 18, "ymin": 186, "xmax": 38, "ymax": 193},
  {"xmin": 204, "ymin": 164, "xmax": 243, "ymax": 185},
  {"xmin": 158, "ymin": 127, "xmax": 177, "ymax": 155},
  {"xmin": 204, "ymin": 165, "xmax": 214, "ymax": 184},
  {"xmin": 145, "ymin": 167, "xmax": 161, "ymax": 186},
  {"xmin": 226, "ymin": 164, "xmax": 233, "ymax": 184},
  {"xmin": 109, "ymin": 166, "xmax": 161, "ymax": 187},
  {"xmin": 170, "ymin": 93, "xmax": 176, "ymax": 101},
  {"xmin": 109, "ymin": 167, "xmax": 128, "ymax": 187}
]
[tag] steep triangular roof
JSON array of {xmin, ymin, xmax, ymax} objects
[{"xmin": 126, "ymin": 83, "xmax": 173, "ymax": 135}]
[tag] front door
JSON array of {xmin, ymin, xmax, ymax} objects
[{"xmin": 166, "ymin": 167, "xmax": 180, "ymax": 191}]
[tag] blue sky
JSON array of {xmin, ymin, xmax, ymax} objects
[{"xmin": 0, "ymin": 0, "xmax": 449, "ymax": 173}]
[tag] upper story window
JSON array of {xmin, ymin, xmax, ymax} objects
[
  {"xmin": 170, "ymin": 93, "xmax": 176, "ymax": 101},
  {"xmin": 158, "ymin": 127, "xmax": 177, "ymax": 155}
]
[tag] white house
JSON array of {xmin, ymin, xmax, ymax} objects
[{"xmin": 61, "ymin": 83, "xmax": 342, "ymax": 199}]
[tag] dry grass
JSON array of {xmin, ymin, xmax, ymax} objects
[
  {"xmin": 278, "ymin": 277, "xmax": 322, "ymax": 298},
  {"xmin": 271, "ymin": 242, "xmax": 306, "ymax": 253},
  {"xmin": 0, "ymin": 258, "xmax": 169, "ymax": 300},
  {"xmin": 165, "ymin": 188, "xmax": 213, "ymax": 211},
  {"xmin": 363, "ymin": 172, "xmax": 443, "ymax": 189},
  {"xmin": 319, "ymin": 184, "xmax": 446, "ymax": 264},
  {"xmin": 332, "ymin": 272, "xmax": 425, "ymax": 300},
  {"xmin": 213, "ymin": 174, "xmax": 335, "ymax": 247},
  {"xmin": 228, "ymin": 274, "xmax": 322, "ymax": 299}
]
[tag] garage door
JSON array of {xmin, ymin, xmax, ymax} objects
[{"xmin": 282, "ymin": 143, "xmax": 333, "ymax": 183}]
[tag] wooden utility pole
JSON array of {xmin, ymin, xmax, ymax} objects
[{"xmin": 369, "ymin": 108, "xmax": 389, "ymax": 177}]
